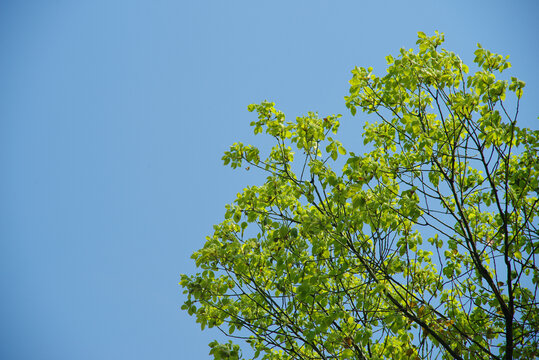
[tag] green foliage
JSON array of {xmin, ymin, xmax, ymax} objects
[
  {"xmin": 181, "ymin": 32, "xmax": 539, "ymax": 360},
  {"xmin": 208, "ymin": 340, "xmax": 242, "ymax": 360}
]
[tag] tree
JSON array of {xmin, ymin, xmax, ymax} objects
[{"xmin": 180, "ymin": 32, "xmax": 539, "ymax": 360}]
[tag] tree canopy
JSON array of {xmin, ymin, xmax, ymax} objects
[{"xmin": 180, "ymin": 32, "xmax": 539, "ymax": 360}]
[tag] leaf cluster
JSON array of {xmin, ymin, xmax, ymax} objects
[{"xmin": 181, "ymin": 32, "xmax": 539, "ymax": 360}]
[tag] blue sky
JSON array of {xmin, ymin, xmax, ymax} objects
[{"xmin": 1, "ymin": 1, "xmax": 538, "ymax": 359}]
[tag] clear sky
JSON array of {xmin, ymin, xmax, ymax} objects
[{"xmin": 1, "ymin": 1, "xmax": 538, "ymax": 359}]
